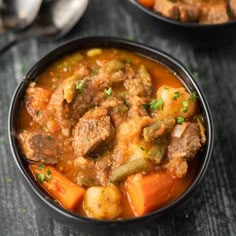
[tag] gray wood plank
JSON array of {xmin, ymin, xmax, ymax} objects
[{"xmin": 0, "ymin": 0, "xmax": 236, "ymax": 235}]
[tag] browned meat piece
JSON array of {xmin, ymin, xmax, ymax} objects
[
  {"xmin": 168, "ymin": 123, "xmax": 201, "ymax": 160},
  {"xmin": 17, "ymin": 131, "xmax": 59, "ymax": 164},
  {"xmin": 178, "ymin": 4, "xmax": 200, "ymax": 22},
  {"xmin": 73, "ymin": 116, "xmax": 115, "ymax": 157},
  {"xmin": 199, "ymin": 3, "xmax": 229, "ymax": 24},
  {"xmin": 229, "ymin": 0, "xmax": 236, "ymax": 17},
  {"xmin": 165, "ymin": 156, "xmax": 188, "ymax": 178},
  {"xmin": 95, "ymin": 155, "xmax": 112, "ymax": 186},
  {"xmin": 154, "ymin": 0, "xmax": 180, "ymax": 20}
]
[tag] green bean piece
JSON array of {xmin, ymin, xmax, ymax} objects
[
  {"xmin": 110, "ymin": 158, "xmax": 149, "ymax": 183},
  {"xmin": 145, "ymin": 144, "xmax": 166, "ymax": 164},
  {"xmin": 139, "ymin": 65, "xmax": 152, "ymax": 96}
]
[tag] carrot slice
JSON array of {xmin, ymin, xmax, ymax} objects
[
  {"xmin": 138, "ymin": 0, "xmax": 155, "ymax": 8},
  {"xmin": 30, "ymin": 165, "xmax": 85, "ymax": 211},
  {"xmin": 125, "ymin": 171, "xmax": 175, "ymax": 216}
]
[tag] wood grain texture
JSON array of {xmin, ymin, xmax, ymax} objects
[{"xmin": 0, "ymin": 0, "xmax": 236, "ymax": 235}]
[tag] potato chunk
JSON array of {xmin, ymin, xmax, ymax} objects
[{"xmin": 83, "ymin": 185, "xmax": 121, "ymax": 220}]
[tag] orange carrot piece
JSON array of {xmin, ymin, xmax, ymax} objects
[
  {"xmin": 30, "ymin": 165, "xmax": 85, "ymax": 211},
  {"xmin": 125, "ymin": 171, "xmax": 175, "ymax": 216},
  {"xmin": 138, "ymin": 0, "xmax": 155, "ymax": 8}
]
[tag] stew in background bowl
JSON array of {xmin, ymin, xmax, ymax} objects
[{"xmin": 8, "ymin": 37, "xmax": 214, "ymax": 234}]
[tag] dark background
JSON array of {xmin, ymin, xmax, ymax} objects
[{"xmin": 0, "ymin": 0, "xmax": 236, "ymax": 235}]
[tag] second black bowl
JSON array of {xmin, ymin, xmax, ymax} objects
[{"xmin": 125, "ymin": 0, "xmax": 236, "ymax": 47}]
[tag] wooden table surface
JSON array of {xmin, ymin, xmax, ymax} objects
[{"xmin": 1, "ymin": 0, "xmax": 236, "ymax": 235}]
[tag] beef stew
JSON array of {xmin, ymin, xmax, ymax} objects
[{"xmin": 17, "ymin": 48, "xmax": 206, "ymax": 220}]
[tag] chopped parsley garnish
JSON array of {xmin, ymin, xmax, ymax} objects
[
  {"xmin": 46, "ymin": 136, "xmax": 52, "ymax": 141},
  {"xmin": 181, "ymin": 100, "xmax": 189, "ymax": 113},
  {"xmin": 38, "ymin": 164, "xmax": 45, "ymax": 170},
  {"xmin": 150, "ymin": 98, "xmax": 164, "ymax": 110},
  {"xmin": 148, "ymin": 150, "xmax": 153, "ymax": 156},
  {"xmin": 36, "ymin": 111, "xmax": 42, "ymax": 116},
  {"xmin": 140, "ymin": 146, "xmax": 145, "ymax": 151},
  {"xmin": 37, "ymin": 169, "xmax": 52, "ymax": 183},
  {"xmin": 37, "ymin": 173, "xmax": 45, "ymax": 183},
  {"xmin": 190, "ymin": 91, "xmax": 197, "ymax": 103},
  {"xmin": 164, "ymin": 87, "xmax": 169, "ymax": 90},
  {"xmin": 90, "ymin": 68, "xmax": 99, "ymax": 76},
  {"xmin": 125, "ymin": 58, "xmax": 132, "ymax": 64},
  {"xmin": 105, "ymin": 87, "xmax": 112, "ymax": 97},
  {"xmin": 76, "ymin": 81, "xmax": 84, "ymax": 93},
  {"xmin": 192, "ymin": 71, "xmax": 199, "ymax": 79},
  {"xmin": 177, "ymin": 116, "xmax": 185, "ymax": 124},
  {"xmin": 173, "ymin": 91, "xmax": 181, "ymax": 100},
  {"xmin": 157, "ymin": 149, "xmax": 162, "ymax": 156}
]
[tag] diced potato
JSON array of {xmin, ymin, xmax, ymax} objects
[
  {"xmin": 83, "ymin": 185, "xmax": 121, "ymax": 220},
  {"xmin": 87, "ymin": 48, "xmax": 103, "ymax": 57}
]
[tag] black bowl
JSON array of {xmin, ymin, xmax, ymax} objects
[
  {"xmin": 8, "ymin": 36, "xmax": 214, "ymax": 235},
  {"xmin": 125, "ymin": 0, "xmax": 236, "ymax": 47}
]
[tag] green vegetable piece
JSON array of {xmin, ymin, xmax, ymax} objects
[
  {"xmin": 190, "ymin": 91, "xmax": 197, "ymax": 103},
  {"xmin": 139, "ymin": 65, "xmax": 152, "ymax": 96},
  {"xmin": 143, "ymin": 116, "xmax": 175, "ymax": 142},
  {"xmin": 150, "ymin": 98, "xmax": 164, "ymax": 110},
  {"xmin": 76, "ymin": 80, "xmax": 85, "ymax": 93},
  {"xmin": 173, "ymin": 91, "xmax": 181, "ymax": 100},
  {"xmin": 177, "ymin": 116, "xmax": 185, "ymax": 124},
  {"xmin": 125, "ymin": 58, "xmax": 132, "ymax": 64},
  {"xmin": 110, "ymin": 158, "xmax": 149, "ymax": 183},
  {"xmin": 105, "ymin": 87, "xmax": 112, "ymax": 97},
  {"xmin": 90, "ymin": 68, "xmax": 99, "ymax": 76},
  {"xmin": 36, "ymin": 111, "xmax": 42, "ymax": 116},
  {"xmin": 46, "ymin": 136, "xmax": 52, "ymax": 141},
  {"xmin": 181, "ymin": 100, "xmax": 189, "ymax": 113},
  {"xmin": 145, "ymin": 145, "xmax": 165, "ymax": 164},
  {"xmin": 38, "ymin": 164, "xmax": 45, "ymax": 170},
  {"xmin": 37, "ymin": 173, "xmax": 45, "ymax": 183}
]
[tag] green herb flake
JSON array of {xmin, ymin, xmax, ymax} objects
[
  {"xmin": 150, "ymin": 98, "xmax": 164, "ymax": 110},
  {"xmin": 36, "ymin": 111, "xmax": 42, "ymax": 116},
  {"xmin": 177, "ymin": 116, "xmax": 185, "ymax": 124},
  {"xmin": 164, "ymin": 87, "xmax": 169, "ymax": 90},
  {"xmin": 148, "ymin": 150, "xmax": 153, "ymax": 156},
  {"xmin": 192, "ymin": 71, "xmax": 199, "ymax": 79},
  {"xmin": 142, "ymin": 103, "xmax": 149, "ymax": 109},
  {"xmin": 140, "ymin": 146, "xmax": 145, "ymax": 151},
  {"xmin": 157, "ymin": 149, "xmax": 162, "ymax": 156},
  {"xmin": 105, "ymin": 87, "xmax": 112, "ymax": 97},
  {"xmin": 46, "ymin": 136, "xmax": 52, "ymax": 141},
  {"xmin": 125, "ymin": 58, "xmax": 132, "ymax": 64},
  {"xmin": 20, "ymin": 63, "xmax": 27, "ymax": 76},
  {"xmin": 181, "ymin": 100, "xmax": 189, "ymax": 113},
  {"xmin": 173, "ymin": 91, "xmax": 181, "ymax": 100},
  {"xmin": 190, "ymin": 91, "xmax": 197, "ymax": 103},
  {"xmin": 37, "ymin": 173, "xmax": 45, "ymax": 183},
  {"xmin": 46, "ymin": 169, "xmax": 51, "ymax": 175},
  {"xmin": 38, "ymin": 164, "xmax": 45, "ymax": 170},
  {"xmin": 76, "ymin": 80, "xmax": 84, "ymax": 93},
  {"xmin": 127, "ymin": 35, "xmax": 135, "ymax": 40},
  {"xmin": 90, "ymin": 68, "xmax": 99, "ymax": 76}
]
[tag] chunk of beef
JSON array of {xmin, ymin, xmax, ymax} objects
[
  {"xmin": 178, "ymin": 4, "xmax": 200, "ymax": 22},
  {"xmin": 17, "ymin": 131, "xmax": 59, "ymax": 164},
  {"xmin": 229, "ymin": 0, "xmax": 236, "ymax": 18},
  {"xmin": 165, "ymin": 156, "xmax": 188, "ymax": 178},
  {"xmin": 73, "ymin": 116, "xmax": 115, "ymax": 157},
  {"xmin": 47, "ymin": 66, "xmax": 90, "ymax": 131},
  {"xmin": 168, "ymin": 123, "xmax": 201, "ymax": 160},
  {"xmin": 154, "ymin": 0, "xmax": 180, "ymax": 20},
  {"xmin": 199, "ymin": 3, "xmax": 229, "ymax": 24}
]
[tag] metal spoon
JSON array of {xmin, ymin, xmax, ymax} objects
[
  {"xmin": 0, "ymin": 0, "xmax": 89, "ymax": 54},
  {"xmin": 0, "ymin": 0, "xmax": 43, "ymax": 34}
]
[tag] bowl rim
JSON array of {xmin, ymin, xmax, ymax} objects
[
  {"xmin": 8, "ymin": 36, "xmax": 214, "ymax": 225},
  {"xmin": 128, "ymin": 0, "xmax": 236, "ymax": 29}
]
